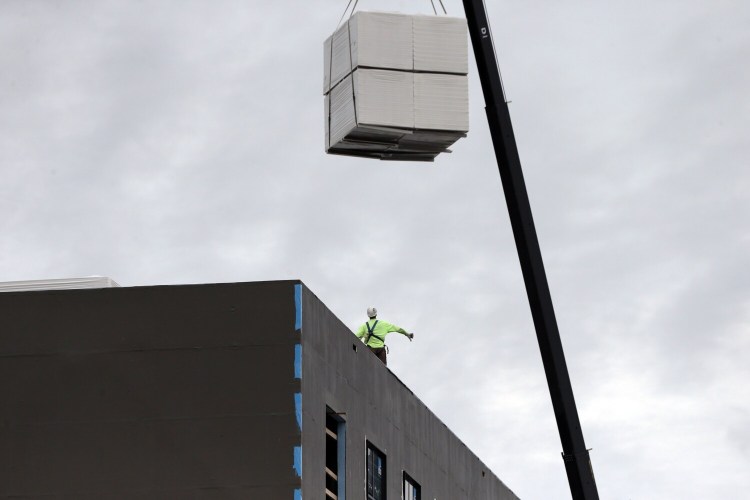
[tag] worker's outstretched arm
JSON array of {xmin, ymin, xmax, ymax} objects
[{"xmin": 383, "ymin": 321, "xmax": 413, "ymax": 339}]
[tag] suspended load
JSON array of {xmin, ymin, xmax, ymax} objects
[{"xmin": 324, "ymin": 12, "xmax": 469, "ymax": 162}]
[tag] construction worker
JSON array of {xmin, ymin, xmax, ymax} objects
[{"xmin": 355, "ymin": 307, "xmax": 414, "ymax": 365}]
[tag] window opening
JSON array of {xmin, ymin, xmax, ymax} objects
[
  {"xmin": 326, "ymin": 408, "xmax": 346, "ymax": 499},
  {"xmin": 403, "ymin": 472, "xmax": 421, "ymax": 500},
  {"xmin": 366, "ymin": 441, "xmax": 386, "ymax": 500}
]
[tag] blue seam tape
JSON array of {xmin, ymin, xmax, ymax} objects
[
  {"xmin": 294, "ymin": 344, "xmax": 302, "ymax": 379},
  {"xmin": 294, "ymin": 392, "xmax": 302, "ymax": 430},
  {"xmin": 293, "ymin": 446, "xmax": 302, "ymax": 477},
  {"xmin": 294, "ymin": 284, "xmax": 302, "ymax": 331}
]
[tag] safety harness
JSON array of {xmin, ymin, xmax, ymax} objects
[{"xmin": 364, "ymin": 320, "xmax": 385, "ymax": 346}]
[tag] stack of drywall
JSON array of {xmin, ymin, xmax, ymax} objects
[
  {"xmin": 323, "ymin": 12, "xmax": 468, "ymax": 161},
  {"xmin": 0, "ymin": 276, "xmax": 120, "ymax": 292}
]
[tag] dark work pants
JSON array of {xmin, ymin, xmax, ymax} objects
[{"xmin": 369, "ymin": 346, "xmax": 387, "ymax": 365}]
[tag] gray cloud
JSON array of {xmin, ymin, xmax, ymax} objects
[{"xmin": 1, "ymin": 1, "xmax": 748, "ymax": 498}]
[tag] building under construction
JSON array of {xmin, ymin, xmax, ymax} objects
[{"xmin": 0, "ymin": 280, "xmax": 518, "ymax": 499}]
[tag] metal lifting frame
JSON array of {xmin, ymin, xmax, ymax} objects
[{"xmin": 460, "ymin": 1, "xmax": 600, "ymax": 498}]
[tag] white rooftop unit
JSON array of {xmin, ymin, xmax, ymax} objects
[
  {"xmin": 0, "ymin": 276, "xmax": 120, "ymax": 292},
  {"xmin": 324, "ymin": 12, "xmax": 469, "ymax": 161}
]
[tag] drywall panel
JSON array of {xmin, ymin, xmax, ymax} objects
[
  {"xmin": 0, "ymin": 276, "xmax": 120, "ymax": 292},
  {"xmin": 329, "ymin": 74, "xmax": 357, "ymax": 147},
  {"xmin": 0, "ymin": 282, "xmax": 296, "ymax": 356},
  {"xmin": 0, "ymin": 281, "xmax": 302, "ymax": 499},
  {"xmin": 414, "ymin": 72, "xmax": 470, "ymax": 131},
  {"xmin": 323, "ymin": 25, "xmax": 353, "ymax": 94},
  {"xmin": 354, "ymin": 68, "xmax": 414, "ymax": 129},
  {"xmin": 350, "ymin": 11, "xmax": 413, "ymax": 71},
  {"xmin": 413, "ymin": 15, "xmax": 468, "ymax": 74}
]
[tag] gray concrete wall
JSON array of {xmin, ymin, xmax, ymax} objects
[
  {"xmin": 0, "ymin": 281, "xmax": 301, "ymax": 499},
  {"xmin": 301, "ymin": 285, "xmax": 519, "ymax": 500}
]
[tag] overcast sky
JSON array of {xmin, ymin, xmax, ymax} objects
[{"xmin": 1, "ymin": 0, "xmax": 748, "ymax": 498}]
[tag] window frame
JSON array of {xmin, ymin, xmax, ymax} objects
[
  {"xmin": 402, "ymin": 471, "xmax": 421, "ymax": 500},
  {"xmin": 365, "ymin": 441, "xmax": 387, "ymax": 500}
]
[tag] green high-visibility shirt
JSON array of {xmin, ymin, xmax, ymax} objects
[{"xmin": 355, "ymin": 319, "xmax": 409, "ymax": 348}]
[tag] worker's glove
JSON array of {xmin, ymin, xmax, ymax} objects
[{"xmin": 409, "ymin": 332, "xmax": 415, "ymax": 341}]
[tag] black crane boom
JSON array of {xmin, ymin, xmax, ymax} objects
[{"xmin": 460, "ymin": 1, "xmax": 600, "ymax": 498}]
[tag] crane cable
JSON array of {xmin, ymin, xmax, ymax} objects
[
  {"xmin": 431, "ymin": 0, "xmax": 448, "ymax": 15},
  {"xmin": 338, "ymin": 0, "xmax": 447, "ymax": 27},
  {"xmin": 335, "ymin": 0, "xmax": 357, "ymax": 30},
  {"xmin": 333, "ymin": 0, "xmax": 359, "ymax": 32}
]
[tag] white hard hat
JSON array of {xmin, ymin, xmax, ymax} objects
[{"xmin": 367, "ymin": 307, "xmax": 377, "ymax": 318}]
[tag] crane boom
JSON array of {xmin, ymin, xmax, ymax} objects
[{"xmin": 460, "ymin": 1, "xmax": 600, "ymax": 498}]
